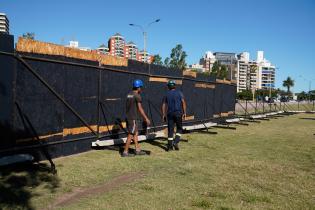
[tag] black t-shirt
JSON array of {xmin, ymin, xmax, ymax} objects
[{"xmin": 126, "ymin": 91, "xmax": 142, "ymax": 120}]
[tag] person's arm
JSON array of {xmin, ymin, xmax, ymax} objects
[
  {"xmin": 137, "ymin": 102, "xmax": 150, "ymax": 125},
  {"xmin": 182, "ymin": 98, "xmax": 187, "ymax": 120},
  {"xmin": 162, "ymin": 102, "xmax": 167, "ymax": 122},
  {"xmin": 161, "ymin": 96, "xmax": 167, "ymax": 122}
]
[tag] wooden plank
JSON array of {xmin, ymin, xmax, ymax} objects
[
  {"xmin": 149, "ymin": 77, "xmax": 182, "ymax": 85},
  {"xmin": 195, "ymin": 83, "xmax": 215, "ymax": 89},
  {"xmin": 16, "ymin": 122, "xmax": 127, "ymax": 143},
  {"xmin": 149, "ymin": 77, "xmax": 169, "ymax": 83},
  {"xmin": 92, "ymin": 132, "xmax": 165, "ymax": 147},
  {"xmin": 184, "ymin": 115, "xmax": 194, "ymax": 121},
  {"xmin": 183, "ymin": 71, "xmax": 197, "ymax": 78},
  {"xmin": 220, "ymin": 112, "xmax": 229, "ymax": 117},
  {"xmin": 16, "ymin": 37, "xmax": 128, "ymax": 66},
  {"xmin": 216, "ymin": 79, "xmax": 231, "ymax": 84}
]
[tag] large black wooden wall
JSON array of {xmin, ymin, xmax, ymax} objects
[{"xmin": 0, "ymin": 34, "xmax": 236, "ymax": 158}]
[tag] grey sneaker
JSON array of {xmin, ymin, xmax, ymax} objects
[
  {"xmin": 121, "ymin": 152, "xmax": 135, "ymax": 157},
  {"xmin": 135, "ymin": 150, "xmax": 147, "ymax": 155}
]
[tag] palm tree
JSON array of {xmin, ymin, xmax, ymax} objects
[{"xmin": 282, "ymin": 76, "xmax": 294, "ymax": 93}]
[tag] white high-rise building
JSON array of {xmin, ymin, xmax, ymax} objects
[
  {"xmin": 0, "ymin": 13, "xmax": 9, "ymax": 34},
  {"xmin": 197, "ymin": 50, "xmax": 276, "ymax": 92},
  {"xmin": 236, "ymin": 51, "xmax": 275, "ymax": 92},
  {"xmin": 257, "ymin": 51, "xmax": 264, "ymax": 63},
  {"xmin": 199, "ymin": 51, "xmax": 216, "ymax": 72}
]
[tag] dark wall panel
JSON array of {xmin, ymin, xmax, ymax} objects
[{"xmin": 0, "ymin": 37, "xmax": 237, "ymax": 158}]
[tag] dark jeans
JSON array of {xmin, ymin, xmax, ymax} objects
[{"xmin": 167, "ymin": 112, "xmax": 183, "ymax": 144}]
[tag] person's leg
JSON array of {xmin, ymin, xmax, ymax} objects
[
  {"xmin": 173, "ymin": 113, "xmax": 183, "ymax": 150},
  {"xmin": 133, "ymin": 131, "xmax": 140, "ymax": 150},
  {"xmin": 167, "ymin": 113, "xmax": 175, "ymax": 151},
  {"xmin": 132, "ymin": 121, "xmax": 146, "ymax": 155},
  {"xmin": 123, "ymin": 120, "xmax": 135, "ymax": 157},
  {"xmin": 123, "ymin": 133, "xmax": 133, "ymax": 154}
]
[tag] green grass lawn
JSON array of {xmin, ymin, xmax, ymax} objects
[{"xmin": 1, "ymin": 113, "xmax": 315, "ymax": 210}]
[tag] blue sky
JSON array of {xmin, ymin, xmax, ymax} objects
[{"xmin": 1, "ymin": 0, "xmax": 314, "ymax": 92}]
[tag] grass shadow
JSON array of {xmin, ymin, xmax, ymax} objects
[
  {"xmin": 0, "ymin": 162, "xmax": 60, "ymax": 210},
  {"xmin": 299, "ymin": 117, "xmax": 315, "ymax": 121}
]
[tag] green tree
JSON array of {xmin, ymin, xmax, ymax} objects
[
  {"xmin": 219, "ymin": 65, "xmax": 228, "ymax": 79},
  {"xmin": 164, "ymin": 57, "xmax": 170, "ymax": 68},
  {"xmin": 237, "ymin": 90, "xmax": 253, "ymax": 100},
  {"xmin": 169, "ymin": 44, "xmax": 187, "ymax": 70},
  {"xmin": 255, "ymin": 89, "xmax": 278, "ymax": 99},
  {"xmin": 282, "ymin": 76, "xmax": 294, "ymax": 93},
  {"xmin": 22, "ymin": 32, "xmax": 35, "ymax": 40},
  {"xmin": 210, "ymin": 61, "xmax": 227, "ymax": 79},
  {"xmin": 297, "ymin": 91, "xmax": 307, "ymax": 101},
  {"xmin": 210, "ymin": 61, "xmax": 220, "ymax": 78},
  {"xmin": 152, "ymin": 54, "xmax": 163, "ymax": 65}
]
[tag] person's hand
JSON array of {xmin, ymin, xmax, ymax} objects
[
  {"xmin": 145, "ymin": 118, "xmax": 151, "ymax": 126},
  {"xmin": 182, "ymin": 113, "xmax": 187, "ymax": 120}
]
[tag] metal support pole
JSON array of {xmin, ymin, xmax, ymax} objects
[
  {"xmin": 263, "ymin": 100, "xmax": 265, "ymax": 113},
  {"xmin": 16, "ymin": 54, "xmax": 97, "ymax": 136},
  {"xmin": 97, "ymin": 65, "xmax": 101, "ymax": 139},
  {"xmin": 298, "ymin": 101, "xmax": 300, "ymax": 111},
  {"xmin": 143, "ymin": 31, "xmax": 147, "ymax": 55},
  {"xmin": 245, "ymin": 100, "xmax": 248, "ymax": 118}
]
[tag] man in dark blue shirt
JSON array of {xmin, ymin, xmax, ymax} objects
[{"xmin": 162, "ymin": 80, "xmax": 187, "ymax": 151}]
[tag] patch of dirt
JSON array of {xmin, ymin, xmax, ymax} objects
[{"xmin": 46, "ymin": 172, "xmax": 146, "ymax": 209}]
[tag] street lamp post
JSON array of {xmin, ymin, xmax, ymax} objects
[{"xmin": 129, "ymin": 19, "xmax": 160, "ymax": 62}]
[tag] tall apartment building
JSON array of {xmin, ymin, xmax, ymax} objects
[
  {"xmin": 197, "ymin": 50, "xmax": 276, "ymax": 92},
  {"xmin": 124, "ymin": 41, "xmax": 138, "ymax": 60},
  {"xmin": 236, "ymin": 51, "xmax": 275, "ymax": 92},
  {"xmin": 106, "ymin": 33, "xmax": 152, "ymax": 63},
  {"xmin": 108, "ymin": 33, "xmax": 125, "ymax": 57},
  {"xmin": 0, "ymin": 13, "xmax": 9, "ymax": 34},
  {"xmin": 236, "ymin": 52, "xmax": 259, "ymax": 92},
  {"xmin": 256, "ymin": 51, "xmax": 275, "ymax": 90}
]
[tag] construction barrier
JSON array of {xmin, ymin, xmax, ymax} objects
[{"xmin": 0, "ymin": 34, "xmax": 237, "ymax": 159}]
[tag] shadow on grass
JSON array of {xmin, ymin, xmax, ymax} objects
[
  {"xmin": 0, "ymin": 162, "xmax": 60, "ymax": 210},
  {"xmin": 146, "ymin": 140, "xmax": 168, "ymax": 151},
  {"xmin": 94, "ymin": 145, "xmax": 152, "ymax": 155},
  {"xmin": 299, "ymin": 117, "xmax": 315, "ymax": 121}
]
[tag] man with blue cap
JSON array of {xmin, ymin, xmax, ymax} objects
[
  {"xmin": 122, "ymin": 79, "xmax": 151, "ymax": 157},
  {"xmin": 162, "ymin": 80, "xmax": 187, "ymax": 151}
]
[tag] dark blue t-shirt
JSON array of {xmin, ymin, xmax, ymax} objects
[{"xmin": 163, "ymin": 89, "xmax": 184, "ymax": 114}]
